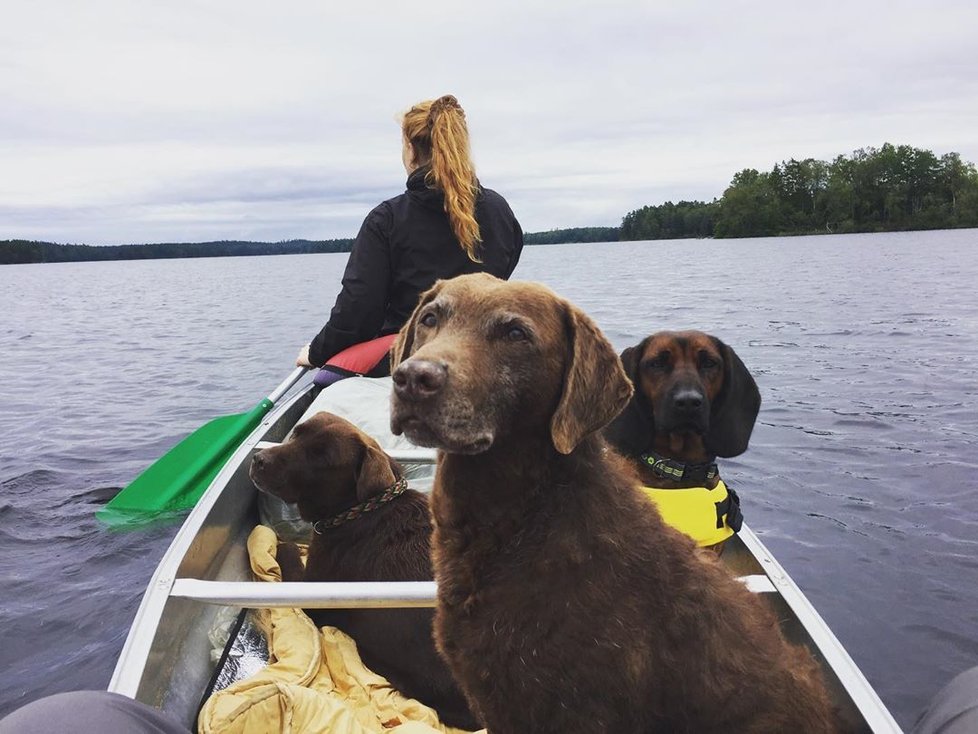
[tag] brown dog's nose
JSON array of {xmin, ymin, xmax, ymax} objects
[
  {"xmin": 673, "ymin": 388, "xmax": 704, "ymax": 413},
  {"xmin": 251, "ymin": 452, "xmax": 266, "ymax": 471},
  {"xmin": 393, "ymin": 359, "xmax": 447, "ymax": 401}
]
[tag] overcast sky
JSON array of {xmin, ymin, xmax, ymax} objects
[{"xmin": 2, "ymin": 0, "xmax": 977, "ymax": 245}]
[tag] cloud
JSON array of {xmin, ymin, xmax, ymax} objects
[{"xmin": 2, "ymin": 0, "xmax": 977, "ymax": 243}]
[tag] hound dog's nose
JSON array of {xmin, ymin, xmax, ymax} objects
[
  {"xmin": 673, "ymin": 388, "xmax": 704, "ymax": 414},
  {"xmin": 393, "ymin": 359, "xmax": 448, "ymax": 401}
]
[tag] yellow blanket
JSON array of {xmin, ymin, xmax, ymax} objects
[{"xmin": 198, "ymin": 526, "xmax": 479, "ymax": 734}]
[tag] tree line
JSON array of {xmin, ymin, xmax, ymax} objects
[
  {"xmin": 1, "ymin": 230, "xmax": 623, "ymax": 265},
  {"xmin": 523, "ymin": 226, "xmax": 619, "ymax": 244},
  {"xmin": 4, "ymin": 143, "xmax": 976, "ymax": 264},
  {"xmin": 0, "ymin": 238, "xmax": 355, "ymax": 265},
  {"xmin": 621, "ymin": 143, "xmax": 978, "ymax": 240}
]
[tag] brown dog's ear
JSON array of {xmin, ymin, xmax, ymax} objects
[
  {"xmin": 355, "ymin": 444, "xmax": 398, "ymax": 502},
  {"xmin": 603, "ymin": 339, "xmax": 656, "ymax": 457},
  {"xmin": 551, "ymin": 303, "xmax": 634, "ymax": 454},
  {"xmin": 705, "ymin": 337, "xmax": 761, "ymax": 458},
  {"xmin": 618, "ymin": 343, "xmax": 643, "ymax": 382},
  {"xmin": 390, "ymin": 281, "xmax": 444, "ymax": 370}
]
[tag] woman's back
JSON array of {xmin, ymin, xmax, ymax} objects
[
  {"xmin": 302, "ymin": 95, "xmax": 524, "ymax": 370},
  {"xmin": 382, "ymin": 173, "xmax": 522, "ymax": 333}
]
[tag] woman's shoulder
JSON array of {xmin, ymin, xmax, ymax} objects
[
  {"xmin": 478, "ymin": 185, "xmax": 505, "ymax": 202},
  {"xmin": 477, "ymin": 186, "xmax": 516, "ymax": 213},
  {"xmin": 362, "ymin": 197, "xmax": 399, "ymax": 231},
  {"xmin": 477, "ymin": 186, "xmax": 520, "ymax": 229}
]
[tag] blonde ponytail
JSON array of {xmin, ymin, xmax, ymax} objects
[{"xmin": 401, "ymin": 95, "xmax": 482, "ymax": 261}]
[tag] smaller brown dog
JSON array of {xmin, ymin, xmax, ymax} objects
[
  {"xmin": 604, "ymin": 330, "xmax": 760, "ymax": 551},
  {"xmin": 249, "ymin": 411, "xmax": 478, "ymax": 730}
]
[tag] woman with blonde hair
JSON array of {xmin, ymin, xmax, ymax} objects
[{"xmin": 297, "ymin": 94, "xmax": 524, "ymax": 375}]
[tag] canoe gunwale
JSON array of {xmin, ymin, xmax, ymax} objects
[
  {"xmin": 108, "ymin": 381, "xmax": 316, "ymax": 699},
  {"xmin": 738, "ymin": 525, "xmax": 903, "ymax": 732}
]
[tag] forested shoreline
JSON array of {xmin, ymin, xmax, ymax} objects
[
  {"xmin": 0, "ymin": 238, "xmax": 355, "ymax": 265},
  {"xmin": 0, "ymin": 228, "xmax": 622, "ymax": 264},
  {"xmin": 0, "ymin": 230, "xmax": 626, "ymax": 264},
  {"xmin": 4, "ymin": 143, "xmax": 976, "ymax": 264},
  {"xmin": 621, "ymin": 144, "xmax": 978, "ymax": 240},
  {"xmin": 523, "ymin": 226, "xmax": 620, "ymax": 244}
]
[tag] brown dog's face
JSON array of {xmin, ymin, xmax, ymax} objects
[
  {"xmin": 390, "ymin": 273, "xmax": 632, "ymax": 456},
  {"xmin": 249, "ymin": 411, "xmax": 396, "ymax": 521},
  {"xmin": 609, "ymin": 329, "xmax": 761, "ymax": 459},
  {"xmin": 633, "ymin": 331, "xmax": 725, "ymax": 435}
]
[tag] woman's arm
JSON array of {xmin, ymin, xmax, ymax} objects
[
  {"xmin": 306, "ymin": 206, "xmax": 392, "ymax": 367},
  {"xmin": 507, "ymin": 219, "xmax": 525, "ymax": 277}
]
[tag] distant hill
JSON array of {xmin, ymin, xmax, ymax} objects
[
  {"xmin": 1, "ymin": 228, "xmax": 623, "ymax": 265},
  {"xmin": 523, "ymin": 226, "xmax": 620, "ymax": 244},
  {"xmin": 0, "ymin": 239, "xmax": 355, "ymax": 265}
]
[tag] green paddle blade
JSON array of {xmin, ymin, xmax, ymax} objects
[{"xmin": 97, "ymin": 398, "xmax": 273, "ymax": 528}]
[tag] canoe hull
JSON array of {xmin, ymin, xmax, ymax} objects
[{"xmin": 109, "ymin": 379, "xmax": 901, "ymax": 732}]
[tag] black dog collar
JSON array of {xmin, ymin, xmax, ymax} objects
[{"xmin": 640, "ymin": 452, "xmax": 718, "ymax": 484}]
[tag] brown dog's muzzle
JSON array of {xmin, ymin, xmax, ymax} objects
[
  {"xmin": 391, "ymin": 354, "xmax": 495, "ymax": 454},
  {"xmin": 664, "ymin": 385, "xmax": 709, "ymax": 430},
  {"xmin": 249, "ymin": 448, "xmax": 296, "ymax": 502},
  {"xmin": 250, "ymin": 450, "xmax": 266, "ymax": 479},
  {"xmin": 392, "ymin": 359, "xmax": 447, "ymax": 402},
  {"xmin": 249, "ymin": 450, "xmax": 274, "ymax": 491}
]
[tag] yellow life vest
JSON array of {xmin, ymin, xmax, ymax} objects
[{"xmin": 642, "ymin": 479, "xmax": 740, "ymax": 547}]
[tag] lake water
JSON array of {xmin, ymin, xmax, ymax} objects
[{"xmin": 1, "ymin": 229, "xmax": 977, "ymax": 728}]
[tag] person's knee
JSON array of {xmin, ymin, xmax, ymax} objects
[
  {"xmin": 913, "ymin": 666, "xmax": 978, "ymax": 734},
  {"xmin": 0, "ymin": 690, "xmax": 188, "ymax": 734}
]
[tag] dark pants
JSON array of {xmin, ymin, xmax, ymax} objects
[
  {"xmin": 912, "ymin": 665, "xmax": 978, "ymax": 734},
  {"xmin": 0, "ymin": 691, "xmax": 188, "ymax": 734},
  {"xmin": 4, "ymin": 667, "xmax": 978, "ymax": 733}
]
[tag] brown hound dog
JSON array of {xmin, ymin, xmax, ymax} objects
[
  {"xmin": 249, "ymin": 412, "xmax": 479, "ymax": 730},
  {"xmin": 604, "ymin": 331, "xmax": 761, "ymax": 551},
  {"xmin": 390, "ymin": 273, "xmax": 836, "ymax": 734}
]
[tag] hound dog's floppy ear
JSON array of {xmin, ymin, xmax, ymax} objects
[
  {"xmin": 705, "ymin": 337, "xmax": 761, "ymax": 458},
  {"xmin": 619, "ymin": 343, "xmax": 643, "ymax": 379},
  {"xmin": 551, "ymin": 303, "xmax": 634, "ymax": 455},
  {"xmin": 355, "ymin": 444, "xmax": 399, "ymax": 502},
  {"xmin": 391, "ymin": 281, "xmax": 445, "ymax": 369},
  {"xmin": 602, "ymin": 339, "xmax": 656, "ymax": 457},
  {"xmin": 604, "ymin": 336, "xmax": 655, "ymax": 456}
]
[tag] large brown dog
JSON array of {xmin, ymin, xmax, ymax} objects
[
  {"xmin": 390, "ymin": 273, "xmax": 836, "ymax": 734},
  {"xmin": 249, "ymin": 412, "xmax": 478, "ymax": 730},
  {"xmin": 604, "ymin": 331, "xmax": 761, "ymax": 550}
]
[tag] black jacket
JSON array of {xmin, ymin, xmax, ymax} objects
[{"xmin": 308, "ymin": 167, "xmax": 524, "ymax": 367}]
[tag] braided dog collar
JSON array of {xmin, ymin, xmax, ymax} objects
[
  {"xmin": 640, "ymin": 452, "xmax": 718, "ymax": 483},
  {"xmin": 313, "ymin": 477, "xmax": 408, "ymax": 534}
]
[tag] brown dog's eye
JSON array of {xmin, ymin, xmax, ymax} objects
[
  {"xmin": 698, "ymin": 353, "xmax": 720, "ymax": 370},
  {"xmin": 644, "ymin": 354, "xmax": 670, "ymax": 372},
  {"xmin": 506, "ymin": 325, "xmax": 529, "ymax": 341},
  {"xmin": 420, "ymin": 312, "xmax": 437, "ymax": 328}
]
